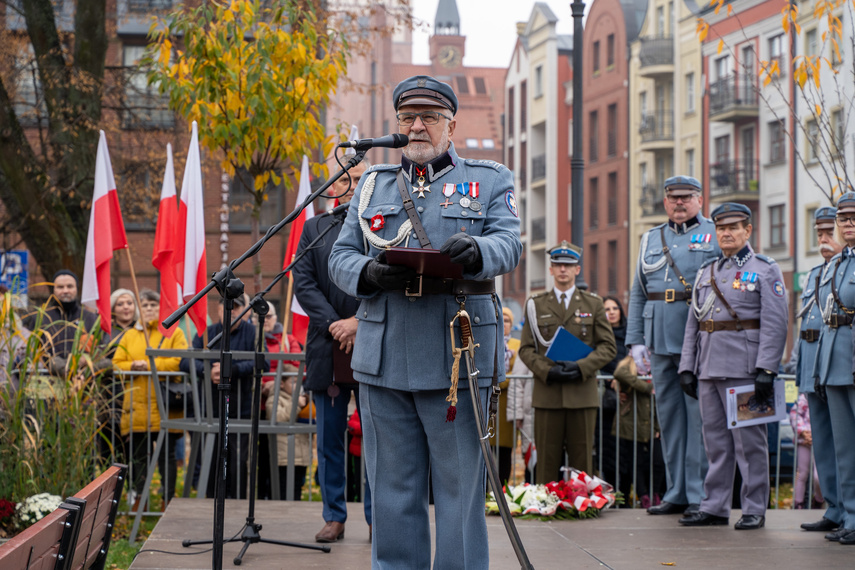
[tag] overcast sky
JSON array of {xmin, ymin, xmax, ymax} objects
[{"xmin": 410, "ymin": 0, "xmax": 588, "ymax": 68}]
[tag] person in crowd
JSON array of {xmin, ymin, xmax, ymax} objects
[
  {"xmin": 678, "ymin": 202, "xmax": 788, "ymax": 530},
  {"xmin": 489, "ymin": 306, "xmax": 517, "ymax": 484},
  {"xmin": 793, "ymin": 207, "xmax": 843, "ymax": 533},
  {"xmin": 191, "ymin": 294, "xmax": 267, "ymax": 499},
  {"xmin": 0, "ymin": 286, "xmax": 30, "ymax": 391},
  {"xmin": 114, "ymin": 289, "xmax": 188, "ymax": 511},
  {"xmin": 293, "ymin": 151, "xmax": 370, "ymax": 543},
  {"xmin": 265, "ymin": 370, "xmax": 310, "ymax": 500},
  {"xmin": 789, "ymin": 393, "xmax": 823, "ymax": 509},
  {"xmin": 519, "ymin": 241, "xmax": 616, "ymax": 482},
  {"xmin": 626, "ymin": 176, "xmax": 719, "ymax": 517},
  {"xmin": 812, "ymin": 192, "xmax": 855, "ymax": 544},
  {"xmin": 596, "ymin": 295, "xmax": 628, "ymax": 487},
  {"xmin": 506, "ymin": 310, "xmax": 535, "ymax": 484},
  {"xmin": 329, "ymin": 75, "xmax": 521, "ymax": 567}
]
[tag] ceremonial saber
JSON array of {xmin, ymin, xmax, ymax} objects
[{"xmin": 454, "ymin": 309, "xmax": 534, "ymax": 570}]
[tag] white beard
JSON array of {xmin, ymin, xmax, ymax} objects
[{"xmin": 402, "ymin": 129, "xmax": 450, "ymax": 164}]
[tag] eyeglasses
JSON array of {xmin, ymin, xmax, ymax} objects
[
  {"xmin": 665, "ymin": 194, "xmax": 699, "ymax": 203},
  {"xmin": 396, "ymin": 111, "xmax": 451, "ymax": 127},
  {"xmin": 836, "ymin": 215, "xmax": 855, "ymax": 226}
]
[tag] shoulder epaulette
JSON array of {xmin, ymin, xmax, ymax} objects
[
  {"xmin": 808, "ymin": 261, "xmax": 825, "ymax": 275},
  {"xmin": 530, "ymin": 291, "xmax": 551, "ymax": 300},
  {"xmin": 463, "ymin": 158, "xmax": 504, "ymax": 171},
  {"xmin": 755, "ymin": 254, "xmax": 775, "ymax": 264},
  {"xmin": 366, "ymin": 163, "xmax": 399, "ymax": 173},
  {"xmin": 581, "ymin": 289, "xmax": 600, "ymax": 299},
  {"xmin": 700, "ymin": 258, "xmax": 718, "ymax": 269}
]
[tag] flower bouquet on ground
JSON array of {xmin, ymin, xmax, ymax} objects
[
  {"xmin": 486, "ymin": 469, "xmax": 618, "ymax": 520},
  {"xmin": 15, "ymin": 493, "xmax": 62, "ymax": 528}
]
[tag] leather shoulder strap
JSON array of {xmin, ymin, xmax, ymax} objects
[
  {"xmin": 396, "ymin": 168, "xmax": 432, "ymax": 248},
  {"xmin": 709, "ymin": 261, "xmax": 743, "ymax": 326},
  {"xmin": 830, "ymin": 257, "xmax": 854, "ymax": 315},
  {"xmin": 658, "ymin": 225, "xmax": 691, "ymax": 291}
]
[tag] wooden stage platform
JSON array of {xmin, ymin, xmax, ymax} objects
[{"xmin": 129, "ymin": 498, "xmax": 853, "ymax": 569}]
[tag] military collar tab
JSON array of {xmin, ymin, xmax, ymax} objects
[
  {"xmin": 400, "ymin": 145, "xmax": 457, "ymax": 183},
  {"xmin": 667, "ymin": 215, "xmax": 701, "ymax": 235},
  {"xmin": 720, "ymin": 244, "xmax": 753, "ymax": 268}
]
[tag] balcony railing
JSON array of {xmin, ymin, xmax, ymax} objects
[
  {"xmin": 709, "ymin": 74, "xmax": 758, "ymax": 117},
  {"xmin": 710, "ymin": 159, "xmax": 760, "ymax": 197},
  {"xmin": 639, "ymin": 36, "xmax": 674, "ymax": 68},
  {"xmin": 639, "ymin": 112, "xmax": 674, "ymax": 143},
  {"xmin": 640, "ymin": 183, "xmax": 667, "ymax": 216},
  {"xmin": 532, "ymin": 154, "xmax": 546, "ymax": 182},
  {"xmin": 531, "ymin": 216, "xmax": 546, "ymax": 242},
  {"xmin": 128, "ymin": 0, "xmax": 173, "ymax": 10}
]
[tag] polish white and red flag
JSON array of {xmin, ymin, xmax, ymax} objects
[
  {"xmin": 174, "ymin": 121, "xmax": 208, "ymax": 336},
  {"xmin": 81, "ymin": 130, "xmax": 128, "ymax": 335},
  {"xmin": 282, "ymin": 155, "xmax": 314, "ymax": 344},
  {"xmin": 152, "ymin": 143, "xmax": 181, "ymax": 337}
]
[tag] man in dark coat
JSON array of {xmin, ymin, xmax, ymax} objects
[{"xmin": 293, "ymin": 160, "xmax": 371, "ymax": 543}]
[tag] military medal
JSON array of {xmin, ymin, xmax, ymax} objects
[
  {"xmin": 442, "ymin": 183, "xmax": 456, "ymax": 197},
  {"xmin": 469, "ymin": 200, "xmax": 482, "ymax": 211},
  {"xmin": 440, "ymin": 198, "xmax": 453, "ymax": 208},
  {"xmin": 460, "ymin": 196, "xmax": 471, "ymax": 208},
  {"xmin": 370, "ymin": 213, "xmax": 385, "ymax": 231},
  {"xmin": 412, "ymin": 166, "xmax": 431, "ymax": 198},
  {"xmin": 689, "ymin": 233, "xmax": 712, "ymax": 250}
]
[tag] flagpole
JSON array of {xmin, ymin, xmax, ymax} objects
[
  {"xmin": 282, "ymin": 273, "xmax": 294, "ymax": 336},
  {"xmin": 124, "ymin": 247, "xmax": 151, "ymax": 348}
]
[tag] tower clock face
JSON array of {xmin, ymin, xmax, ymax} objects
[{"xmin": 438, "ymin": 45, "xmax": 462, "ymax": 68}]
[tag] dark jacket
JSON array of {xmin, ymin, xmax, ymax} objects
[
  {"xmin": 26, "ymin": 299, "xmax": 99, "ymax": 367},
  {"xmin": 601, "ymin": 325, "xmax": 628, "ymax": 376},
  {"xmin": 292, "ymin": 211, "xmax": 359, "ymax": 391}
]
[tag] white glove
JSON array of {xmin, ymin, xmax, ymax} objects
[{"xmin": 631, "ymin": 344, "xmax": 651, "ymax": 375}]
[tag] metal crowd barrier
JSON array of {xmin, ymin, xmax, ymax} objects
[{"xmin": 498, "ymin": 372, "xmax": 809, "ymax": 510}]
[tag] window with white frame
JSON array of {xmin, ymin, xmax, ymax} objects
[
  {"xmin": 832, "ymin": 109, "xmax": 845, "ymax": 156},
  {"xmin": 769, "ymin": 120, "xmax": 785, "ymax": 163},
  {"xmin": 806, "ymin": 119, "xmax": 820, "ymax": 161},
  {"xmin": 685, "ymin": 72, "xmax": 695, "ymax": 113},
  {"xmin": 768, "ymin": 34, "xmax": 784, "ymax": 73},
  {"xmin": 535, "ymin": 65, "xmax": 543, "ymax": 98},
  {"xmin": 685, "ymin": 149, "xmax": 695, "ymax": 178},
  {"xmin": 805, "ymin": 28, "xmax": 819, "ymax": 57}
]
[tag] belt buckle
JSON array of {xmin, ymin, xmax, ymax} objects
[
  {"xmin": 830, "ymin": 314, "xmax": 840, "ymax": 328},
  {"xmin": 665, "ymin": 289, "xmax": 676, "ymax": 303},
  {"xmin": 405, "ymin": 274, "xmax": 423, "ymax": 297},
  {"xmin": 704, "ymin": 320, "xmax": 715, "ymax": 333}
]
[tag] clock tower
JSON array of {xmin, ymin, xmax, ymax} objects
[{"xmin": 429, "ymin": 0, "xmax": 465, "ymax": 71}]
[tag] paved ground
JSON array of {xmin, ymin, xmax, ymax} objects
[{"xmin": 129, "ymin": 499, "xmax": 854, "ymax": 569}]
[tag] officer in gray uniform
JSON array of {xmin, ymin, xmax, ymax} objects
[
  {"xmin": 626, "ymin": 176, "xmax": 719, "ymax": 515},
  {"xmin": 813, "ymin": 192, "xmax": 855, "ymax": 544},
  {"xmin": 678, "ymin": 202, "xmax": 788, "ymax": 530},
  {"xmin": 329, "ymin": 75, "xmax": 521, "ymax": 569},
  {"xmin": 797, "ymin": 207, "xmax": 843, "ymax": 533}
]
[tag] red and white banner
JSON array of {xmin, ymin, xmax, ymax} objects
[
  {"xmin": 152, "ymin": 143, "xmax": 181, "ymax": 337},
  {"xmin": 283, "ymin": 155, "xmax": 314, "ymax": 343},
  {"xmin": 174, "ymin": 121, "xmax": 208, "ymax": 336},
  {"xmin": 81, "ymin": 131, "xmax": 128, "ymax": 335}
]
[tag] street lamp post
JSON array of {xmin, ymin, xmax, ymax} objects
[{"xmin": 571, "ymin": 0, "xmax": 587, "ymax": 288}]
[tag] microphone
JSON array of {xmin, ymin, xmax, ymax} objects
[
  {"xmin": 338, "ymin": 133, "xmax": 409, "ymax": 151},
  {"xmin": 327, "ymin": 203, "xmax": 349, "ymax": 217}
]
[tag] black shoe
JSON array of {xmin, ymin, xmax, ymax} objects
[
  {"xmin": 679, "ymin": 511, "xmax": 729, "ymax": 526},
  {"xmin": 734, "ymin": 515, "xmax": 765, "ymax": 530},
  {"xmin": 801, "ymin": 517, "xmax": 840, "ymax": 532},
  {"xmin": 648, "ymin": 501, "xmax": 690, "ymax": 515},
  {"xmin": 683, "ymin": 503, "xmax": 700, "ymax": 516},
  {"xmin": 838, "ymin": 530, "xmax": 855, "ymax": 545},
  {"xmin": 826, "ymin": 528, "xmax": 850, "ymax": 542}
]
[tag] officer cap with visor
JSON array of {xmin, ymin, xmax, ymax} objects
[
  {"xmin": 547, "ymin": 240, "xmax": 582, "ymax": 265},
  {"xmin": 711, "ymin": 202, "xmax": 752, "ymax": 226},
  {"xmin": 836, "ymin": 192, "xmax": 855, "ymax": 216},
  {"xmin": 814, "ymin": 206, "xmax": 837, "ymax": 230},
  {"xmin": 393, "ymin": 75, "xmax": 459, "ymax": 115},
  {"xmin": 664, "ymin": 175, "xmax": 702, "ymax": 198}
]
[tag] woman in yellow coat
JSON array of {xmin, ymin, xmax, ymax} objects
[{"xmin": 114, "ymin": 289, "xmax": 188, "ymax": 508}]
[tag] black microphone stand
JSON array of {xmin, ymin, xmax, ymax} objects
[{"xmin": 164, "ymin": 151, "xmax": 365, "ymax": 570}]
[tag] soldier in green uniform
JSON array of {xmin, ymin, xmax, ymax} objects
[{"xmin": 519, "ymin": 241, "xmax": 617, "ymax": 482}]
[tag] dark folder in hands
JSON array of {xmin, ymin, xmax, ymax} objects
[
  {"xmin": 385, "ymin": 247, "xmax": 464, "ymax": 279},
  {"xmin": 545, "ymin": 327, "xmax": 593, "ymax": 363}
]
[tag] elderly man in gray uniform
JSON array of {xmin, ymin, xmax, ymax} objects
[
  {"xmin": 626, "ymin": 176, "xmax": 719, "ymax": 516},
  {"xmin": 678, "ymin": 202, "xmax": 788, "ymax": 530},
  {"xmin": 797, "ymin": 207, "xmax": 844, "ymax": 534},
  {"xmin": 329, "ymin": 75, "xmax": 521, "ymax": 569}
]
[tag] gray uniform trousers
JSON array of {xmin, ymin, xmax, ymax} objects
[
  {"xmin": 359, "ymin": 384, "xmax": 489, "ymax": 570},
  {"xmin": 826, "ymin": 385, "xmax": 855, "ymax": 530},
  {"xmin": 697, "ymin": 378, "xmax": 769, "ymax": 518},
  {"xmin": 650, "ymin": 353, "xmax": 706, "ymax": 505},
  {"xmin": 807, "ymin": 393, "xmax": 843, "ymax": 524}
]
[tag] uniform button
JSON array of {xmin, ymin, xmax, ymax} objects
[
  {"xmin": 413, "ymin": 233, "xmax": 418, "ymax": 239},
  {"xmin": 461, "ymin": 226, "xmax": 467, "ymax": 232},
  {"xmin": 725, "ymin": 263, "xmax": 732, "ymax": 269},
  {"xmin": 417, "ymin": 206, "xmax": 424, "ymax": 213},
  {"xmin": 716, "ymin": 308, "xmax": 721, "ymax": 313},
  {"xmin": 722, "ymin": 278, "xmax": 727, "ymax": 283},
  {"xmin": 474, "ymin": 316, "xmax": 481, "ymax": 324},
  {"xmin": 461, "ymin": 210, "xmax": 468, "ymax": 217},
  {"xmin": 363, "ymin": 311, "xmax": 368, "ymax": 317},
  {"xmin": 409, "ymin": 297, "xmax": 416, "ymax": 303}
]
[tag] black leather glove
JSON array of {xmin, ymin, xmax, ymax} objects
[
  {"xmin": 358, "ymin": 251, "xmax": 418, "ymax": 292},
  {"xmin": 754, "ymin": 369, "xmax": 776, "ymax": 402},
  {"xmin": 815, "ymin": 376, "xmax": 827, "ymax": 404},
  {"xmin": 546, "ymin": 361, "xmax": 582, "ymax": 385},
  {"xmin": 439, "ymin": 232, "xmax": 482, "ymax": 272},
  {"xmin": 679, "ymin": 371, "xmax": 698, "ymax": 399}
]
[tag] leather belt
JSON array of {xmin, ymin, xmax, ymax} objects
[
  {"xmin": 648, "ymin": 289, "xmax": 691, "ymax": 302},
  {"xmin": 826, "ymin": 313, "xmax": 853, "ymax": 328},
  {"xmin": 800, "ymin": 329, "xmax": 820, "ymax": 342},
  {"xmin": 701, "ymin": 319, "xmax": 760, "ymax": 333},
  {"xmin": 406, "ymin": 277, "xmax": 495, "ymax": 297}
]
